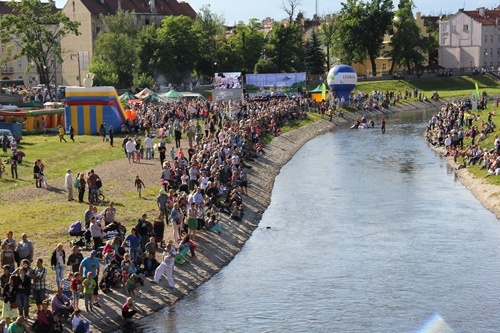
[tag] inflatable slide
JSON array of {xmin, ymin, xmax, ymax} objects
[{"xmin": 64, "ymin": 87, "xmax": 126, "ymax": 135}]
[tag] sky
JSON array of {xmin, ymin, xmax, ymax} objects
[
  {"xmin": 53, "ymin": 0, "xmax": 500, "ymax": 24},
  {"xmin": 167, "ymin": 0, "xmax": 500, "ymax": 25}
]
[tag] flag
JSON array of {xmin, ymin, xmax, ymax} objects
[
  {"xmin": 321, "ymin": 83, "xmax": 326, "ymax": 101},
  {"xmin": 475, "ymin": 82, "xmax": 480, "ymax": 98}
]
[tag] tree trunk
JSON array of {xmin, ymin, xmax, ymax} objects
[
  {"xmin": 370, "ymin": 56, "xmax": 377, "ymax": 76},
  {"xmin": 389, "ymin": 60, "xmax": 396, "ymax": 75},
  {"xmin": 326, "ymin": 45, "xmax": 330, "ymax": 70}
]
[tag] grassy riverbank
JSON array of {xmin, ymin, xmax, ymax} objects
[{"xmin": 357, "ymin": 74, "xmax": 500, "ymax": 99}]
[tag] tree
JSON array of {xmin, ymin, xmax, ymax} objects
[
  {"xmin": 319, "ymin": 15, "xmax": 337, "ymax": 69},
  {"xmin": 155, "ymin": 15, "xmax": 201, "ymax": 84},
  {"xmin": 0, "ymin": 0, "xmax": 80, "ymax": 87},
  {"xmin": 193, "ymin": 5, "xmax": 226, "ymax": 80},
  {"xmin": 282, "ymin": 0, "xmax": 302, "ymax": 25},
  {"xmin": 89, "ymin": 32, "xmax": 137, "ymax": 88},
  {"xmin": 136, "ymin": 25, "xmax": 159, "ymax": 77},
  {"xmin": 229, "ymin": 19, "xmax": 266, "ymax": 74},
  {"xmin": 335, "ymin": 0, "xmax": 393, "ymax": 76},
  {"xmin": 303, "ymin": 30, "xmax": 325, "ymax": 75},
  {"xmin": 100, "ymin": 9, "xmax": 137, "ymax": 36},
  {"xmin": 388, "ymin": 0, "xmax": 425, "ymax": 74},
  {"xmin": 267, "ymin": 22, "xmax": 303, "ymax": 73}
]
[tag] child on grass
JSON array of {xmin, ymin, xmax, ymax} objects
[{"xmin": 134, "ymin": 175, "xmax": 145, "ymax": 198}]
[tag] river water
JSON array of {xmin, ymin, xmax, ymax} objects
[{"xmin": 136, "ymin": 110, "xmax": 500, "ymax": 333}]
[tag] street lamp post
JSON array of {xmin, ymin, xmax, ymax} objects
[
  {"xmin": 212, "ymin": 61, "xmax": 217, "ymax": 85},
  {"xmin": 71, "ymin": 53, "xmax": 81, "ymax": 86}
]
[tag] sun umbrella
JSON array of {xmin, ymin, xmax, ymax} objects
[
  {"xmin": 142, "ymin": 92, "xmax": 164, "ymax": 102},
  {"xmin": 119, "ymin": 91, "xmax": 137, "ymax": 101},
  {"xmin": 162, "ymin": 90, "xmax": 184, "ymax": 99}
]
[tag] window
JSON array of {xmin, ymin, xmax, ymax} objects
[
  {"xmin": 497, "ymin": 48, "xmax": 499, "ymax": 55},
  {"xmin": 485, "ymin": 49, "xmax": 488, "ymax": 57},
  {"xmin": 485, "ymin": 35, "xmax": 488, "ymax": 43},
  {"xmin": 145, "ymin": 17, "xmax": 150, "ymax": 25},
  {"xmin": 382, "ymin": 63, "xmax": 386, "ymax": 71},
  {"xmin": 491, "ymin": 35, "xmax": 494, "ymax": 42},
  {"xmin": 463, "ymin": 24, "xmax": 469, "ymax": 31}
]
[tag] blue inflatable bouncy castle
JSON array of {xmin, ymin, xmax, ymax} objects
[{"xmin": 327, "ymin": 65, "xmax": 357, "ymax": 105}]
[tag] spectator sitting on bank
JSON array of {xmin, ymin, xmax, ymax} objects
[
  {"xmin": 122, "ymin": 297, "xmax": 141, "ymax": 322},
  {"xmin": 142, "ymin": 253, "xmax": 159, "ymax": 278},
  {"xmin": 51, "ymin": 287, "xmax": 73, "ymax": 323},
  {"xmin": 125, "ymin": 274, "xmax": 143, "ymax": 296}
]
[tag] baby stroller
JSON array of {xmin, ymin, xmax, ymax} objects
[
  {"xmin": 68, "ymin": 220, "xmax": 92, "ymax": 250},
  {"xmin": 153, "ymin": 217, "xmax": 166, "ymax": 248}
]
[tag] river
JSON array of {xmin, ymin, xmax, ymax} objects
[{"xmin": 136, "ymin": 110, "xmax": 500, "ymax": 333}]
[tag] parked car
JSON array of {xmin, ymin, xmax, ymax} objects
[
  {"xmin": 0, "ymin": 129, "xmax": 13, "ymax": 147},
  {"xmin": 0, "ymin": 123, "xmax": 21, "ymax": 143}
]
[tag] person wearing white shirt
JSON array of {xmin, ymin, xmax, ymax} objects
[
  {"xmin": 153, "ymin": 241, "xmax": 177, "ymax": 286},
  {"xmin": 144, "ymin": 135, "xmax": 153, "ymax": 160},
  {"xmin": 125, "ymin": 139, "xmax": 136, "ymax": 163},
  {"xmin": 64, "ymin": 169, "xmax": 73, "ymax": 201}
]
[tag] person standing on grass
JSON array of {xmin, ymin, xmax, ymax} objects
[
  {"xmin": 15, "ymin": 234, "xmax": 33, "ymax": 264},
  {"xmin": 78, "ymin": 172, "xmax": 86, "ymax": 203},
  {"xmin": 69, "ymin": 125, "xmax": 75, "ymax": 142},
  {"xmin": 58, "ymin": 125, "xmax": 67, "ymax": 142},
  {"xmin": 158, "ymin": 143, "xmax": 166, "ymax": 167},
  {"xmin": 125, "ymin": 138, "xmax": 135, "ymax": 163},
  {"xmin": 33, "ymin": 160, "xmax": 42, "ymax": 188},
  {"xmin": 108, "ymin": 125, "xmax": 114, "ymax": 147},
  {"xmin": 7, "ymin": 153, "xmax": 18, "ymax": 179},
  {"xmin": 121, "ymin": 135, "xmax": 130, "ymax": 156},
  {"xmin": 134, "ymin": 175, "xmax": 145, "ymax": 199},
  {"xmin": 89, "ymin": 217, "xmax": 103, "ymax": 252},
  {"xmin": 86, "ymin": 170, "xmax": 100, "ymax": 204},
  {"xmin": 144, "ymin": 135, "xmax": 152, "ymax": 160},
  {"xmin": 65, "ymin": 169, "xmax": 74, "ymax": 201}
]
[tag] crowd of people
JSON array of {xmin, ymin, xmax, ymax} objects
[
  {"xmin": 425, "ymin": 98, "xmax": 500, "ymax": 176},
  {"xmin": 0, "ymin": 94, "xmax": 312, "ymax": 332}
]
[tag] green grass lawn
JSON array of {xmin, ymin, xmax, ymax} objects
[{"xmin": 357, "ymin": 74, "xmax": 500, "ymax": 99}]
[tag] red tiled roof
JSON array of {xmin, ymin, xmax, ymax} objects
[
  {"xmin": 0, "ymin": 1, "xmax": 59, "ymax": 15},
  {"xmin": 80, "ymin": 0, "xmax": 196, "ymax": 18},
  {"xmin": 464, "ymin": 10, "xmax": 500, "ymax": 25}
]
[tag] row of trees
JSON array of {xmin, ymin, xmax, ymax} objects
[
  {"xmin": 89, "ymin": 5, "xmax": 326, "ymax": 88},
  {"xmin": 0, "ymin": 0, "xmax": 439, "ymax": 89}
]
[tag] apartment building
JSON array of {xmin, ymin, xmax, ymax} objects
[
  {"xmin": 439, "ymin": 7, "xmax": 500, "ymax": 70},
  {"xmin": 60, "ymin": 0, "xmax": 196, "ymax": 86}
]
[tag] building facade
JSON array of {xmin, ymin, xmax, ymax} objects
[
  {"xmin": 439, "ymin": 7, "xmax": 500, "ymax": 70},
  {"xmin": 0, "ymin": 0, "xmax": 62, "ymax": 87},
  {"xmin": 60, "ymin": 0, "xmax": 196, "ymax": 86}
]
